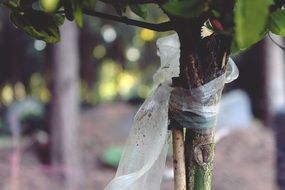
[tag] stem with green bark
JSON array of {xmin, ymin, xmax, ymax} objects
[
  {"xmin": 168, "ymin": 15, "xmax": 232, "ymax": 189},
  {"xmin": 185, "ymin": 129, "xmax": 215, "ymax": 190}
]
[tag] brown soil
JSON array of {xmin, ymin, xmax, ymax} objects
[{"xmin": 0, "ymin": 103, "xmax": 278, "ymax": 190}]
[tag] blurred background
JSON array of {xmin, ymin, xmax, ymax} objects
[{"xmin": 0, "ymin": 2, "xmax": 285, "ymax": 190}]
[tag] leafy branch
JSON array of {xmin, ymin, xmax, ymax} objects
[
  {"xmin": 98, "ymin": 0, "xmax": 165, "ymax": 5},
  {"xmin": 82, "ymin": 8, "xmax": 173, "ymax": 32},
  {"xmin": 270, "ymin": 0, "xmax": 285, "ymax": 12}
]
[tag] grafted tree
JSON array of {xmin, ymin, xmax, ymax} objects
[{"xmin": 2, "ymin": 0, "xmax": 285, "ymax": 189}]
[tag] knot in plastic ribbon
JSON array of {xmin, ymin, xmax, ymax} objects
[{"xmin": 153, "ymin": 34, "xmax": 180, "ymax": 86}]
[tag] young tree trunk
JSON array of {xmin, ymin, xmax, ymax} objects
[
  {"xmin": 169, "ymin": 16, "xmax": 232, "ymax": 190},
  {"xmin": 50, "ymin": 21, "xmax": 83, "ymax": 190}
]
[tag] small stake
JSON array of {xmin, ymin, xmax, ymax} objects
[{"xmin": 172, "ymin": 128, "xmax": 186, "ymax": 190}]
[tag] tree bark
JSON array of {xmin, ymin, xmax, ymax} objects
[
  {"xmin": 50, "ymin": 21, "xmax": 83, "ymax": 190},
  {"xmin": 169, "ymin": 16, "xmax": 232, "ymax": 190}
]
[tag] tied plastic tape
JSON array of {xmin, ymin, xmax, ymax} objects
[
  {"xmin": 105, "ymin": 33, "xmax": 239, "ymax": 190},
  {"xmin": 169, "ymin": 58, "xmax": 239, "ymax": 129}
]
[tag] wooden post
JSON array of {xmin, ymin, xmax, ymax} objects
[{"xmin": 172, "ymin": 127, "xmax": 186, "ymax": 190}]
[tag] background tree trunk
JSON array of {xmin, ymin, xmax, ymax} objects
[
  {"xmin": 264, "ymin": 34, "xmax": 285, "ymax": 190},
  {"xmin": 50, "ymin": 21, "xmax": 83, "ymax": 190},
  {"xmin": 265, "ymin": 35, "xmax": 285, "ymax": 120}
]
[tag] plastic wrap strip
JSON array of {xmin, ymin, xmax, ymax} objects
[
  {"xmin": 105, "ymin": 34, "xmax": 180, "ymax": 190},
  {"xmin": 105, "ymin": 84, "xmax": 171, "ymax": 190},
  {"xmin": 105, "ymin": 33, "xmax": 239, "ymax": 190},
  {"xmin": 169, "ymin": 58, "xmax": 239, "ymax": 129}
]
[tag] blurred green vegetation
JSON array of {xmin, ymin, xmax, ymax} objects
[
  {"xmin": 0, "ymin": 4, "xmax": 173, "ymax": 135},
  {"xmin": 102, "ymin": 145, "xmax": 123, "ymax": 167},
  {"xmin": 0, "ymin": 8, "xmax": 165, "ymax": 106}
]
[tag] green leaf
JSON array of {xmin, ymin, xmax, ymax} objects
[
  {"xmin": 74, "ymin": 6, "xmax": 83, "ymax": 27},
  {"xmin": 233, "ymin": 0, "xmax": 273, "ymax": 51},
  {"xmin": 10, "ymin": 11, "xmax": 61, "ymax": 43},
  {"xmin": 39, "ymin": 0, "xmax": 60, "ymax": 13},
  {"xmin": 130, "ymin": 5, "xmax": 148, "ymax": 19},
  {"xmin": 112, "ymin": 4, "xmax": 127, "ymax": 16},
  {"xmin": 162, "ymin": 0, "xmax": 209, "ymax": 18},
  {"xmin": 82, "ymin": 0, "xmax": 97, "ymax": 8},
  {"xmin": 1, "ymin": 1, "xmax": 18, "ymax": 11},
  {"xmin": 62, "ymin": 0, "xmax": 84, "ymax": 26},
  {"xmin": 62, "ymin": 0, "xmax": 74, "ymax": 20},
  {"xmin": 269, "ymin": 9, "xmax": 285, "ymax": 36},
  {"xmin": 53, "ymin": 14, "xmax": 65, "ymax": 26},
  {"xmin": 19, "ymin": 0, "xmax": 37, "ymax": 10}
]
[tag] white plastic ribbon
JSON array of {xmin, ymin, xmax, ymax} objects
[
  {"xmin": 105, "ymin": 33, "xmax": 180, "ymax": 190},
  {"xmin": 105, "ymin": 33, "xmax": 239, "ymax": 190}
]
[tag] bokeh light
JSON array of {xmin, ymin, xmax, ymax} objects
[
  {"xmin": 14, "ymin": 82, "xmax": 26, "ymax": 100},
  {"xmin": 140, "ymin": 29, "xmax": 156, "ymax": 41},
  {"xmin": 34, "ymin": 40, "xmax": 46, "ymax": 51},
  {"xmin": 118, "ymin": 71, "xmax": 138, "ymax": 97},
  {"xmin": 101, "ymin": 25, "xmax": 117, "ymax": 43},
  {"xmin": 1, "ymin": 84, "xmax": 13, "ymax": 105},
  {"xmin": 126, "ymin": 47, "xmax": 141, "ymax": 62},
  {"xmin": 137, "ymin": 85, "xmax": 151, "ymax": 98},
  {"xmin": 93, "ymin": 45, "xmax": 106, "ymax": 59},
  {"xmin": 30, "ymin": 73, "xmax": 50, "ymax": 102}
]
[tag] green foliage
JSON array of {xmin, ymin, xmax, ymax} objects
[
  {"xmin": 112, "ymin": 4, "xmax": 127, "ymax": 16},
  {"xmin": 112, "ymin": 4, "xmax": 148, "ymax": 19},
  {"xmin": 40, "ymin": 0, "xmax": 60, "ymax": 12},
  {"xmin": 64, "ymin": 0, "xmax": 97, "ymax": 26},
  {"xmin": 10, "ymin": 11, "xmax": 64, "ymax": 43},
  {"xmin": 162, "ymin": 0, "xmax": 209, "ymax": 18},
  {"xmin": 1, "ymin": 0, "xmax": 285, "ymax": 52},
  {"xmin": 19, "ymin": 0, "xmax": 37, "ymax": 10},
  {"xmin": 62, "ymin": 0, "xmax": 83, "ymax": 26},
  {"xmin": 82, "ymin": 0, "xmax": 97, "ymax": 8},
  {"xmin": 233, "ymin": 0, "xmax": 273, "ymax": 51},
  {"xmin": 74, "ymin": 5, "xmax": 84, "ymax": 27},
  {"xmin": 269, "ymin": 9, "xmax": 285, "ymax": 36},
  {"xmin": 62, "ymin": 0, "xmax": 74, "ymax": 20},
  {"xmin": 130, "ymin": 4, "xmax": 148, "ymax": 19}
]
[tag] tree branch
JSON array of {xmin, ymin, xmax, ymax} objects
[
  {"xmin": 268, "ymin": 33, "xmax": 285, "ymax": 52},
  {"xmin": 98, "ymin": 0, "xmax": 165, "ymax": 5},
  {"xmin": 82, "ymin": 8, "xmax": 173, "ymax": 32}
]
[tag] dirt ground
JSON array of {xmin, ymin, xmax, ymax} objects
[{"xmin": 0, "ymin": 103, "xmax": 278, "ymax": 190}]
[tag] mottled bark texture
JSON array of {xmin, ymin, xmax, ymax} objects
[{"xmin": 169, "ymin": 16, "xmax": 232, "ymax": 190}]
